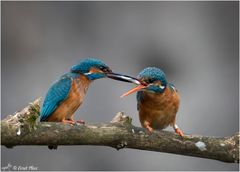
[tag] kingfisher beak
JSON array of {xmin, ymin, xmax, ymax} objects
[
  {"xmin": 120, "ymin": 84, "xmax": 147, "ymax": 98},
  {"xmin": 106, "ymin": 72, "xmax": 141, "ymax": 85},
  {"xmin": 106, "ymin": 72, "xmax": 147, "ymax": 97}
]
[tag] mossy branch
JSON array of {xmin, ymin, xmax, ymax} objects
[{"xmin": 1, "ymin": 98, "xmax": 239, "ymax": 163}]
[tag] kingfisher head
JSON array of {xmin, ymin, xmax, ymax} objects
[
  {"xmin": 71, "ymin": 58, "xmax": 142, "ymax": 83},
  {"xmin": 70, "ymin": 58, "xmax": 113, "ymax": 80},
  {"xmin": 121, "ymin": 67, "xmax": 168, "ymax": 97}
]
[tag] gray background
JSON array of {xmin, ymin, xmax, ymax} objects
[{"xmin": 1, "ymin": 1, "xmax": 239, "ymax": 171}]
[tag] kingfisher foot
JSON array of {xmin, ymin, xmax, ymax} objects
[
  {"xmin": 175, "ymin": 128, "xmax": 184, "ymax": 137},
  {"xmin": 76, "ymin": 120, "xmax": 85, "ymax": 124},
  {"xmin": 143, "ymin": 121, "xmax": 154, "ymax": 134},
  {"xmin": 146, "ymin": 126, "xmax": 154, "ymax": 133},
  {"xmin": 62, "ymin": 119, "xmax": 75, "ymax": 125}
]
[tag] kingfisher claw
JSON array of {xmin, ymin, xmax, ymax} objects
[
  {"xmin": 146, "ymin": 126, "xmax": 154, "ymax": 133},
  {"xmin": 62, "ymin": 119, "xmax": 76, "ymax": 125},
  {"xmin": 62, "ymin": 119, "xmax": 85, "ymax": 125},
  {"xmin": 76, "ymin": 120, "xmax": 85, "ymax": 124},
  {"xmin": 175, "ymin": 128, "xmax": 184, "ymax": 137}
]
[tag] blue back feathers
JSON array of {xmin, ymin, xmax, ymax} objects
[
  {"xmin": 71, "ymin": 58, "xmax": 108, "ymax": 74},
  {"xmin": 40, "ymin": 73, "xmax": 78, "ymax": 121}
]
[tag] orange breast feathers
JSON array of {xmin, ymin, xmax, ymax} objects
[
  {"xmin": 138, "ymin": 86, "xmax": 180, "ymax": 130},
  {"xmin": 47, "ymin": 75, "xmax": 91, "ymax": 122}
]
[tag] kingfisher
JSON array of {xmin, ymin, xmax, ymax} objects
[
  {"xmin": 121, "ymin": 67, "xmax": 184, "ymax": 137},
  {"xmin": 40, "ymin": 58, "xmax": 137, "ymax": 124}
]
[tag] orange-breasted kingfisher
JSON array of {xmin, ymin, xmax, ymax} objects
[
  {"xmin": 121, "ymin": 67, "xmax": 184, "ymax": 137},
  {"xmin": 40, "ymin": 58, "xmax": 139, "ymax": 124}
]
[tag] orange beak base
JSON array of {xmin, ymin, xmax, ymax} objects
[{"xmin": 121, "ymin": 84, "xmax": 147, "ymax": 98}]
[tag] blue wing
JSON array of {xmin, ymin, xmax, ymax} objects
[
  {"xmin": 136, "ymin": 91, "xmax": 144, "ymax": 111},
  {"xmin": 40, "ymin": 76, "xmax": 72, "ymax": 121}
]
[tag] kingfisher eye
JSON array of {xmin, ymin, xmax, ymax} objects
[
  {"xmin": 99, "ymin": 66, "xmax": 105, "ymax": 70},
  {"xmin": 144, "ymin": 78, "xmax": 155, "ymax": 84},
  {"xmin": 100, "ymin": 66, "xmax": 111, "ymax": 73},
  {"xmin": 149, "ymin": 78, "xmax": 155, "ymax": 83}
]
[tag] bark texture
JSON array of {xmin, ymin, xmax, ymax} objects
[{"xmin": 1, "ymin": 98, "xmax": 239, "ymax": 163}]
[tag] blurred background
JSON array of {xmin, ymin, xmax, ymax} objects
[{"xmin": 1, "ymin": 1, "xmax": 239, "ymax": 171}]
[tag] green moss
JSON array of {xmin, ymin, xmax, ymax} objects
[
  {"xmin": 30, "ymin": 104, "xmax": 40, "ymax": 116},
  {"xmin": 26, "ymin": 113, "xmax": 38, "ymax": 131}
]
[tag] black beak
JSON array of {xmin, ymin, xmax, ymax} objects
[{"xmin": 106, "ymin": 72, "xmax": 141, "ymax": 85}]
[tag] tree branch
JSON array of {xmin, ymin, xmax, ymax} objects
[{"xmin": 1, "ymin": 98, "xmax": 239, "ymax": 163}]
